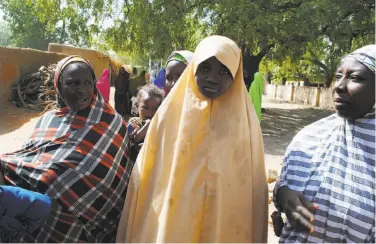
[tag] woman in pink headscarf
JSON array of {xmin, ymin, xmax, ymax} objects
[{"xmin": 97, "ymin": 69, "xmax": 111, "ymax": 102}]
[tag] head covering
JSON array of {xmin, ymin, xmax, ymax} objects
[
  {"xmin": 53, "ymin": 55, "xmax": 97, "ymax": 108},
  {"xmin": 249, "ymin": 72, "xmax": 264, "ymax": 122},
  {"xmin": 153, "ymin": 68, "xmax": 166, "ymax": 89},
  {"xmin": 116, "ymin": 36, "xmax": 268, "ymax": 243},
  {"xmin": 1, "ymin": 56, "xmax": 132, "ymax": 242},
  {"xmin": 273, "ymin": 46, "xmax": 376, "ymax": 243},
  {"xmin": 97, "ymin": 69, "xmax": 111, "ymax": 102},
  {"xmin": 346, "ymin": 45, "xmax": 376, "ymax": 73},
  {"xmin": 122, "ymin": 64, "xmax": 132, "ymax": 74},
  {"xmin": 166, "ymin": 50, "xmax": 193, "ymax": 65}
]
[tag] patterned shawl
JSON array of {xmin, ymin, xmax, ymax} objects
[
  {"xmin": 0, "ymin": 56, "xmax": 133, "ymax": 242},
  {"xmin": 273, "ymin": 45, "xmax": 375, "ymax": 243}
]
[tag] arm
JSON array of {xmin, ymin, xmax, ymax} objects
[
  {"xmin": 133, "ymin": 120, "xmax": 151, "ymax": 143},
  {"xmin": 273, "ymin": 150, "xmax": 318, "ymax": 233}
]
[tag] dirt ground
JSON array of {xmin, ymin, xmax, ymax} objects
[{"xmin": 0, "ymin": 94, "xmax": 333, "ymax": 242}]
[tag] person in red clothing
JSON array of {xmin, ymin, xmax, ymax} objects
[{"xmin": 97, "ymin": 69, "xmax": 111, "ymax": 102}]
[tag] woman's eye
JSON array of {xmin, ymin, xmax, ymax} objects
[
  {"xmin": 220, "ymin": 69, "xmax": 229, "ymax": 75},
  {"xmin": 85, "ymin": 80, "xmax": 92, "ymax": 85},
  {"xmin": 350, "ymin": 75, "xmax": 363, "ymax": 81},
  {"xmin": 200, "ymin": 66, "xmax": 209, "ymax": 72}
]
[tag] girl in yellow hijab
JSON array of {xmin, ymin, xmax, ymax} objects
[{"xmin": 116, "ymin": 35, "xmax": 268, "ymax": 243}]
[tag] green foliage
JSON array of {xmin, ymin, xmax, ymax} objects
[
  {"xmin": 104, "ymin": 0, "xmax": 208, "ymax": 62},
  {"xmin": 1, "ymin": 0, "xmax": 374, "ymax": 78},
  {"xmin": 103, "ymin": 0, "xmax": 374, "ymax": 80},
  {"xmin": 0, "ymin": 0, "xmax": 114, "ymax": 50},
  {"xmin": 0, "ymin": 20, "xmax": 13, "ymax": 46}
]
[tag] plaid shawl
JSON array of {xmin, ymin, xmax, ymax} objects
[{"xmin": 0, "ymin": 56, "xmax": 132, "ymax": 242}]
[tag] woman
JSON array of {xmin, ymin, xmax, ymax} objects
[
  {"xmin": 164, "ymin": 50, "xmax": 193, "ymax": 96},
  {"xmin": 116, "ymin": 36, "xmax": 268, "ymax": 243},
  {"xmin": 273, "ymin": 45, "xmax": 375, "ymax": 243},
  {"xmin": 0, "ymin": 56, "xmax": 132, "ymax": 242},
  {"xmin": 249, "ymin": 72, "xmax": 264, "ymax": 122},
  {"xmin": 97, "ymin": 69, "xmax": 110, "ymax": 102},
  {"xmin": 115, "ymin": 66, "xmax": 131, "ymax": 117}
]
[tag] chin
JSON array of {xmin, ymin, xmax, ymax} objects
[
  {"xmin": 199, "ymin": 89, "xmax": 218, "ymax": 99},
  {"xmin": 71, "ymin": 103, "xmax": 91, "ymax": 112},
  {"xmin": 335, "ymin": 110, "xmax": 358, "ymax": 121}
]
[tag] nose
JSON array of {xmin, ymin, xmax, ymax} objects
[
  {"xmin": 144, "ymin": 109, "xmax": 153, "ymax": 118},
  {"xmin": 333, "ymin": 76, "xmax": 348, "ymax": 93},
  {"xmin": 76, "ymin": 82, "xmax": 89, "ymax": 94},
  {"xmin": 206, "ymin": 76, "xmax": 219, "ymax": 84}
]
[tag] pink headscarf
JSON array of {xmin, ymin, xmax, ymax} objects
[{"xmin": 97, "ymin": 69, "xmax": 110, "ymax": 102}]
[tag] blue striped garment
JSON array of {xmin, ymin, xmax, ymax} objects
[{"xmin": 274, "ymin": 109, "xmax": 375, "ymax": 243}]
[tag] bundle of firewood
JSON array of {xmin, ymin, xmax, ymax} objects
[{"xmin": 14, "ymin": 64, "xmax": 57, "ymax": 113}]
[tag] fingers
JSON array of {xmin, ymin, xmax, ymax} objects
[
  {"xmin": 287, "ymin": 210, "xmax": 315, "ymax": 233},
  {"xmin": 296, "ymin": 205, "xmax": 314, "ymax": 223},
  {"xmin": 286, "ymin": 197, "xmax": 317, "ymax": 233},
  {"xmin": 300, "ymin": 194, "xmax": 319, "ymax": 211},
  {"xmin": 293, "ymin": 211, "xmax": 315, "ymax": 233}
]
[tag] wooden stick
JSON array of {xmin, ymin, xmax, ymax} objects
[{"xmin": 17, "ymin": 84, "xmax": 29, "ymax": 110}]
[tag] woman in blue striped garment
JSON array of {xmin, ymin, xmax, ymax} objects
[{"xmin": 273, "ymin": 45, "xmax": 375, "ymax": 243}]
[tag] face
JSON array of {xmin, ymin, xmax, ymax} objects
[
  {"xmin": 165, "ymin": 60, "xmax": 187, "ymax": 93},
  {"xmin": 138, "ymin": 93, "xmax": 162, "ymax": 120},
  {"xmin": 333, "ymin": 57, "xmax": 375, "ymax": 120},
  {"xmin": 59, "ymin": 63, "xmax": 95, "ymax": 111},
  {"xmin": 194, "ymin": 57, "xmax": 234, "ymax": 98}
]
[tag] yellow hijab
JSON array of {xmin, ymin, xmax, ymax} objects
[{"xmin": 116, "ymin": 35, "xmax": 268, "ymax": 243}]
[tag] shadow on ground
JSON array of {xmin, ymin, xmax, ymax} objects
[
  {"xmin": 0, "ymin": 103, "xmax": 41, "ymax": 136},
  {"xmin": 261, "ymin": 107, "xmax": 333, "ymax": 156}
]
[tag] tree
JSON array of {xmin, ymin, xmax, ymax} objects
[
  {"xmin": 104, "ymin": 0, "xmax": 207, "ymax": 62},
  {"xmin": 0, "ymin": 20, "xmax": 13, "ymax": 47},
  {"xmin": 0, "ymin": 0, "xmax": 114, "ymax": 50},
  {"xmin": 104, "ymin": 0, "xmax": 374, "ymax": 86}
]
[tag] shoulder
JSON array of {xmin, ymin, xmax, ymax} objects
[
  {"xmin": 285, "ymin": 113, "xmax": 339, "ymax": 158},
  {"xmin": 293, "ymin": 113, "xmax": 338, "ymax": 143}
]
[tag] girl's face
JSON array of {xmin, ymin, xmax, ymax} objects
[
  {"xmin": 138, "ymin": 93, "xmax": 162, "ymax": 120},
  {"xmin": 194, "ymin": 57, "xmax": 234, "ymax": 98},
  {"xmin": 165, "ymin": 60, "xmax": 187, "ymax": 93}
]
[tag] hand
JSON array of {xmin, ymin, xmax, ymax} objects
[
  {"xmin": 276, "ymin": 186, "xmax": 319, "ymax": 233},
  {"xmin": 134, "ymin": 120, "xmax": 151, "ymax": 143}
]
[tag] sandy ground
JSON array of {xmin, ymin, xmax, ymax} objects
[{"xmin": 0, "ymin": 93, "xmax": 333, "ymax": 242}]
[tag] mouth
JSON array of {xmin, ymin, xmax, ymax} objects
[
  {"xmin": 202, "ymin": 86, "xmax": 220, "ymax": 94},
  {"xmin": 77, "ymin": 97, "xmax": 90, "ymax": 105},
  {"xmin": 333, "ymin": 95, "xmax": 351, "ymax": 108}
]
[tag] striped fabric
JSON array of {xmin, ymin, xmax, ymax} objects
[
  {"xmin": 0, "ymin": 92, "xmax": 133, "ymax": 242},
  {"xmin": 274, "ymin": 109, "xmax": 375, "ymax": 243}
]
